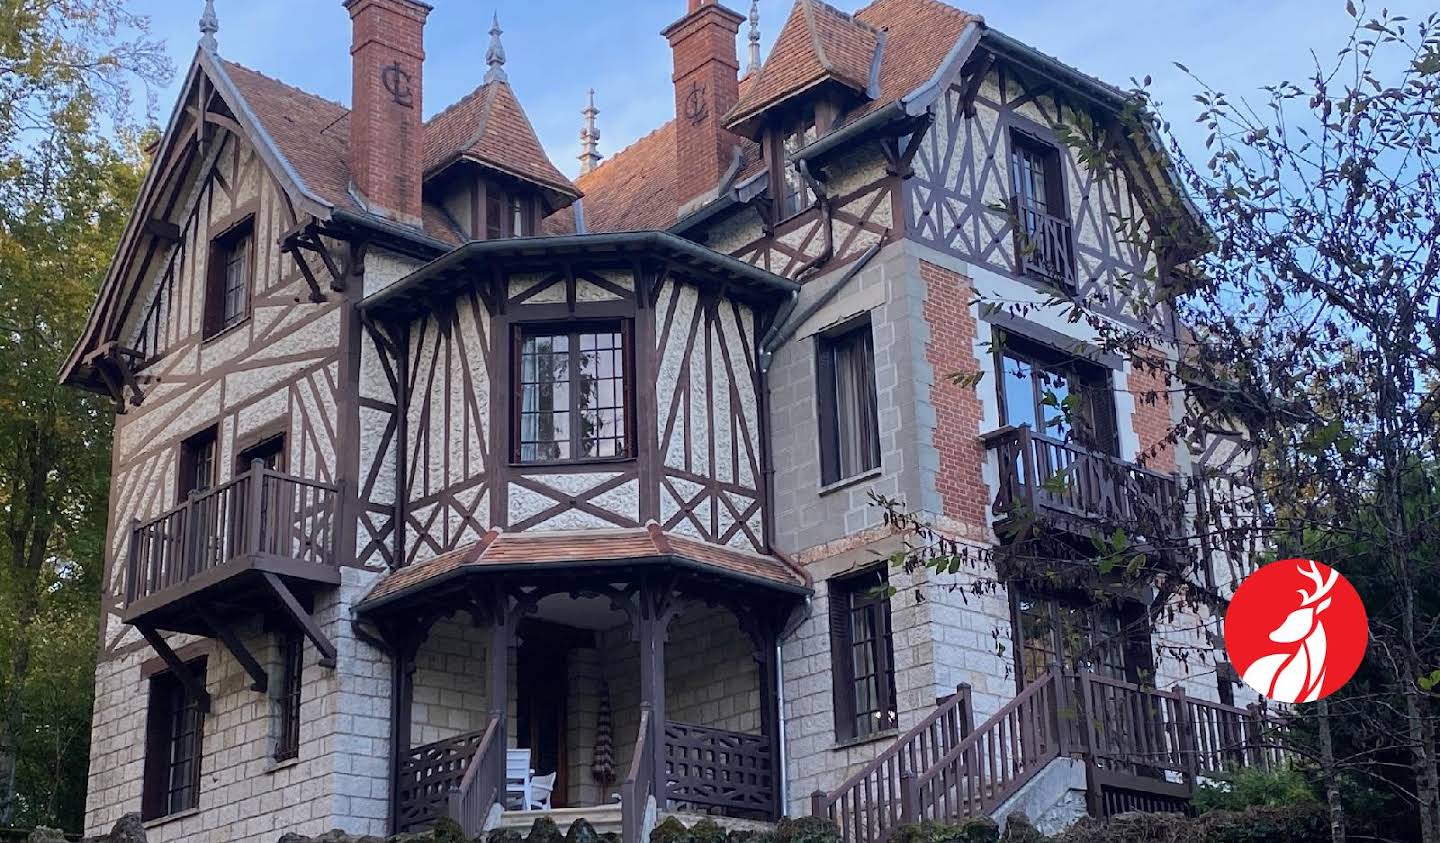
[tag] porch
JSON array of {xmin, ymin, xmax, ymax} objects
[{"xmin": 355, "ymin": 530, "xmax": 807, "ymax": 839}]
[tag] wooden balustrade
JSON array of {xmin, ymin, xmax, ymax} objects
[
  {"xmin": 813, "ymin": 670, "xmax": 1288, "ymax": 843},
  {"xmin": 447, "ymin": 716, "xmax": 504, "ymax": 838},
  {"xmin": 622, "ymin": 706, "xmax": 655, "ymax": 843},
  {"xmin": 664, "ymin": 720, "xmax": 774, "ymax": 818},
  {"xmin": 981, "ymin": 425, "xmax": 1180, "ymax": 539},
  {"xmin": 125, "ymin": 462, "xmax": 338, "ymax": 606},
  {"xmin": 395, "ymin": 725, "xmax": 496, "ymax": 832},
  {"xmin": 911, "ymin": 671, "xmax": 1063, "ymax": 826},
  {"xmin": 811, "ymin": 685, "xmax": 973, "ymax": 843},
  {"xmin": 1012, "ymin": 202, "xmax": 1075, "ymax": 288}
]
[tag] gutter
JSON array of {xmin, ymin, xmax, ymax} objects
[{"xmin": 360, "ymin": 230, "xmax": 798, "ymax": 313}]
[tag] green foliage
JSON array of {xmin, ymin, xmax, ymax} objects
[
  {"xmin": 1191, "ymin": 766, "xmax": 1318, "ymax": 812},
  {"xmin": 890, "ymin": 817, "xmax": 999, "ymax": 843},
  {"xmin": 649, "ymin": 817, "xmax": 691, "ymax": 843},
  {"xmin": 428, "ymin": 817, "xmax": 467, "ymax": 843}
]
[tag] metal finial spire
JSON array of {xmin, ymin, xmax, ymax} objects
[
  {"xmin": 579, "ymin": 89, "xmax": 602, "ymax": 175},
  {"xmin": 746, "ymin": 0, "xmax": 761, "ymax": 75},
  {"xmin": 199, "ymin": 0, "xmax": 220, "ymax": 53},
  {"xmin": 485, "ymin": 12, "xmax": 508, "ymax": 83}
]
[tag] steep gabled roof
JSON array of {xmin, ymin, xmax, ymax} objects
[
  {"xmin": 423, "ymin": 79, "xmax": 579, "ymax": 204},
  {"xmin": 222, "ymin": 60, "xmax": 466, "ymax": 243},
  {"xmin": 725, "ymin": 0, "xmax": 882, "ymax": 134}
]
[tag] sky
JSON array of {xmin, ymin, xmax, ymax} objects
[{"xmin": 124, "ymin": 0, "xmax": 1430, "ymax": 180}]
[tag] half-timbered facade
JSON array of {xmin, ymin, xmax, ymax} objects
[{"xmin": 68, "ymin": 2, "xmax": 1274, "ymax": 842}]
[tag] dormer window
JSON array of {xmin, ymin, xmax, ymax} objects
[
  {"xmin": 773, "ymin": 112, "xmax": 818, "ymax": 219},
  {"xmin": 480, "ymin": 182, "xmax": 535, "ymax": 239}
]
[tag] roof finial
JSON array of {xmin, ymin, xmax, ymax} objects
[
  {"xmin": 579, "ymin": 88, "xmax": 602, "ymax": 175},
  {"xmin": 746, "ymin": 0, "xmax": 761, "ymax": 76},
  {"xmin": 199, "ymin": 0, "xmax": 220, "ymax": 53},
  {"xmin": 485, "ymin": 12, "xmax": 508, "ymax": 83}
]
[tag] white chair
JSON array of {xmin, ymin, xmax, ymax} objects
[
  {"xmin": 505, "ymin": 749, "xmax": 533, "ymax": 810},
  {"xmin": 528, "ymin": 772, "xmax": 557, "ymax": 810}
]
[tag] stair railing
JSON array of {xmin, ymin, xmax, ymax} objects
[
  {"xmin": 446, "ymin": 714, "xmax": 503, "ymax": 837},
  {"xmin": 811, "ymin": 685, "xmax": 973, "ymax": 843},
  {"xmin": 910, "ymin": 670, "xmax": 1063, "ymax": 825},
  {"xmin": 621, "ymin": 703, "xmax": 655, "ymax": 843}
]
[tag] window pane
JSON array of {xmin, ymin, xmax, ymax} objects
[
  {"xmin": 518, "ymin": 333, "xmax": 570, "ymax": 461},
  {"xmin": 222, "ymin": 233, "xmax": 250, "ymax": 327},
  {"xmin": 577, "ymin": 330, "xmax": 627, "ymax": 458},
  {"xmin": 823, "ymin": 325, "xmax": 881, "ymax": 482}
]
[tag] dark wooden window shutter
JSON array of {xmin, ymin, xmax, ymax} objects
[
  {"xmin": 816, "ymin": 340, "xmax": 840, "ymax": 485},
  {"xmin": 827, "ymin": 580, "xmax": 857, "ymax": 740}
]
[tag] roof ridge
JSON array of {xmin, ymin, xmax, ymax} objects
[
  {"xmin": 457, "ymin": 81, "xmax": 502, "ymax": 154},
  {"xmin": 425, "ymin": 80, "xmax": 494, "ymax": 129},
  {"xmin": 855, "ymin": 0, "xmax": 977, "ymax": 27},
  {"xmin": 800, "ymin": 0, "xmax": 833, "ymax": 73},
  {"xmin": 220, "ymin": 59, "xmax": 347, "ymax": 112},
  {"xmin": 576, "ymin": 119, "xmax": 674, "ymax": 184}
]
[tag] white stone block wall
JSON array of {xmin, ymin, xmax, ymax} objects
[{"xmin": 410, "ymin": 615, "xmax": 490, "ymax": 746}]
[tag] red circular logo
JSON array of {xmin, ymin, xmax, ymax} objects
[{"xmin": 1224, "ymin": 558, "xmax": 1367, "ymax": 703}]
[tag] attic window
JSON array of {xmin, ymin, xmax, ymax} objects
[
  {"xmin": 481, "ymin": 183, "xmax": 533, "ymax": 239},
  {"xmin": 774, "ymin": 112, "xmax": 818, "ymax": 219},
  {"xmin": 204, "ymin": 216, "xmax": 254, "ymax": 339}
]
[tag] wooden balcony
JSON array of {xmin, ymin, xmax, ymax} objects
[
  {"xmin": 122, "ymin": 462, "xmax": 341, "ymax": 639},
  {"xmin": 982, "ymin": 425, "xmax": 1181, "ymax": 542},
  {"xmin": 1012, "ymin": 200, "xmax": 1076, "ymax": 289}
]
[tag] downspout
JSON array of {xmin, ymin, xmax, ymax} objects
[{"xmin": 775, "ymin": 637, "xmax": 788, "ymax": 814}]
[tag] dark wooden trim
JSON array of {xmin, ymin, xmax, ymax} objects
[
  {"xmin": 260, "ymin": 571, "xmax": 338, "ymax": 668},
  {"xmin": 137, "ymin": 624, "xmax": 212, "ymax": 712},
  {"xmin": 208, "ymin": 616, "xmax": 268, "ymax": 692},
  {"xmin": 140, "ymin": 639, "xmax": 212, "ymax": 678}
]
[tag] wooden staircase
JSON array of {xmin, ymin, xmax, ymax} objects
[{"xmin": 811, "ymin": 669, "xmax": 1289, "ymax": 843}]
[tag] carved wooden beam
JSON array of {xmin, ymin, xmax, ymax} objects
[
  {"xmin": 958, "ymin": 51, "xmax": 995, "ymax": 119},
  {"xmin": 144, "ymin": 219, "xmax": 182, "ymax": 243},
  {"xmin": 209, "ymin": 617, "xmax": 269, "ymax": 692},
  {"xmin": 137, "ymin": 624, "xmax": 212, "ymax": 712},
  {"xmin": 260, "ymin": 572, "xmax": 338, "ymax": 668}
]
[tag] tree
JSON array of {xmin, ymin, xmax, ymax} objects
[
  {"xmin": 0, "ymin": 0, "xmax": 168, "ymax": 829},
  {"xmin": 878, "ymin": 5, "xmax": 1440, "ymax": 841}
]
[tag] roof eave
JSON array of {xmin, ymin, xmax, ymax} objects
[{"xmin": 359, "ymin": 230, "xmax": 798, "ymax": 317}]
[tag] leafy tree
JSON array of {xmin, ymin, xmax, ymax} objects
[{"xmin": 0, "ymin": 0, "xmax": 167, "ymax": 829}]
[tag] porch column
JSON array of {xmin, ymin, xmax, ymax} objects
[
  {"xmin": 636, "ymin": 577, "xmax": 676, "ymax": 806},
  {"xmin": 382, "ymin": 622, "xmax": 425, "ymax": 835},
  {"xmin": 485, "ymin": 587, "xmax": 515, "ymax": 793},
  {"xmin": 744, "ymin": 604, "xmax": 786, "ymax": 821}
]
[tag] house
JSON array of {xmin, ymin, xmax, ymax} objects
[{"xmin": 64, "ymin": 1, "xmax": 1280, "ymax": 842}]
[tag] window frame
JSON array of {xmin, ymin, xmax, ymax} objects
[
  {"xmin": 816, "ymin": 318, "xmax": 882, "ymax": 487},
  {"xmin": 1006, "ymin": 128, "xmax": 1074, "ymax": 288},
  {"xmin": 478, "ymin": 181, "xmax": 537, "ymax": 240},
  {"xmin": 274, "ymin": 633, "xmax": 303, "ymax": 762},
  {"xmin": 177, "ymin": 425, "xmax": 219, "ymax": 503},
  {"xmin": 769, "ymin": 110, "xmax": 819, "ymax": 221},
  {"xmin": 828, "ymin": 568, "xmax": 899, "ymax": 743},
  {"xmin": 993, "ymin": 335, "xmax": 1118, "ymax": 457},
  {"xmin": 1010, "ymin": 589, "xmax": 1151, "ymax": 690},
  {"xmin": 142, "ymin": 658, "xmax": 207, "ymax": 821},
  {"xmin": 203, "ymin": 215, "xmax": 255, "ymax": 340},
  {"xmin": 509, "ymin": 320, "xmax": 636, "ymax": 466}
]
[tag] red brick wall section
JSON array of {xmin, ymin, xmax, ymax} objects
[
  {"xmin": 663, "ymin": 2, "xmax": 744, "ymax": 206},
  {"xmin": 347, "ymin": 0, "xmax": 429, "ymax": 223},
  {"xmin": 920, "ymin": 260, "xmax": 990, "ymax": 536},
  {"xmin": 1128, "ymin": 351, "xmax": 1177, "ymax": 472}
]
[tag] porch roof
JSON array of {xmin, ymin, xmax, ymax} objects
[{"xmin": 357, "ymin": 524, "xmax": 810, "ymax": 612}]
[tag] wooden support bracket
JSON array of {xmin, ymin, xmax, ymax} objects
[
  {"xmin": 261, "ymin": 572, "xmax": 338, "ymax": 668},
  {"xmin": 210, "ymin": 617, "xmax": 269, "ymax": 693},
  {"xmin": 137, "ymin": 625, "xmax": 212, "ymax": 712}
]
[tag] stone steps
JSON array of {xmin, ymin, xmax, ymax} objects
[{"xmin": 495, "ymin": 804, "xmax": 625, "ymax": 836}]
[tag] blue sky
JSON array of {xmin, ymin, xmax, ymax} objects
[{"xmin": 127, "ymin": 0, "xmax": 1425, "ymax": 179}]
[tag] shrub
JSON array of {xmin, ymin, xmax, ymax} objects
[
  {"xmin": 890, "ymin": 817, "xmax": 1000, "ymax": 843},
  {"xmin": 1191, "ymin": 766, "xmax": 1318, "ymax": 812},
  {"xmin": 770, "ymin": 816, "xmax": 843, "ymax": 843}
]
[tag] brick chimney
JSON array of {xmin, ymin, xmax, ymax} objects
[
  {"xmin": 662, "ymin": 0, "xmax": 744, "ymax": 209},
  {"xmin": 345, "ymin": 0, "xmax": 430, "ymax": 224}
]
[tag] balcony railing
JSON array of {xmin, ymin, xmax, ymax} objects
[
  {"xmin": 982, "ymin": 425, "xmax": 1180, "ymax": 539},
  {"xmin": 125, "ymin": 462, "xmax": 339, "ymax": 607},
  {"xmin": 1012, "ymin": 200, "xmax": 1076, "ymax": 289}
]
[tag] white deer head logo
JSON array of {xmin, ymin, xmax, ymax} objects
[{"xmin": 1240, "ymin": 560, "xmax": 1338, "ymax": 703}]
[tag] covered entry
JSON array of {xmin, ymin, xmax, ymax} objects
[{"xmin": 355, "ymin": 526, "xmax": 808, "ymax": 837}]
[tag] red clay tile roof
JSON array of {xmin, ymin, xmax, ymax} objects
[
  {"xmin": 725, "ymin": 0, "xmax": 880, "ymax": 132},
  {"xmin": 557, "ymin": 0, "xmax": 977, "ymax": 237},
  {"xmin": 361, "ymin": 525, "xmax": 807, "ymax": 605},
  {"xmin": 221, "ymin": 60, "xmax": 463, "ymax": 245},
  {"xmin": 423, "ymin": 80, "xmax": 579, "ymax": 200}
]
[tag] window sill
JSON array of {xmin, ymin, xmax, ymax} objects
[
  {"xmin": 264, "ymin": 756, "xmax": 300, "ymax": 774},
  {"xmin": 509, "ymin": 455, "xmax": 637, "ymax": 470},
  {"xmin": 144, "ymin": 807, "xmax": 200, "ymax": 829},
  {"xmin": 818, "ymin": 468, "xmax": 882, "ymax": 497},
  {"xmin": 200, "ymin": 316, "xmax": 251, "ymax": 347},
  {"xmin": 830, "ymin": 728, "xmax": 901, "ymax": 752}
]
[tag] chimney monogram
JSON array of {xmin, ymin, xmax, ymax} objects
[
  {"xmin": 382, "ymin": 62, "xmax": 414, "ymax": 108},
  {"xmin": 683, "ymin": 81, "xmax": 709, "ymax": 125}
]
